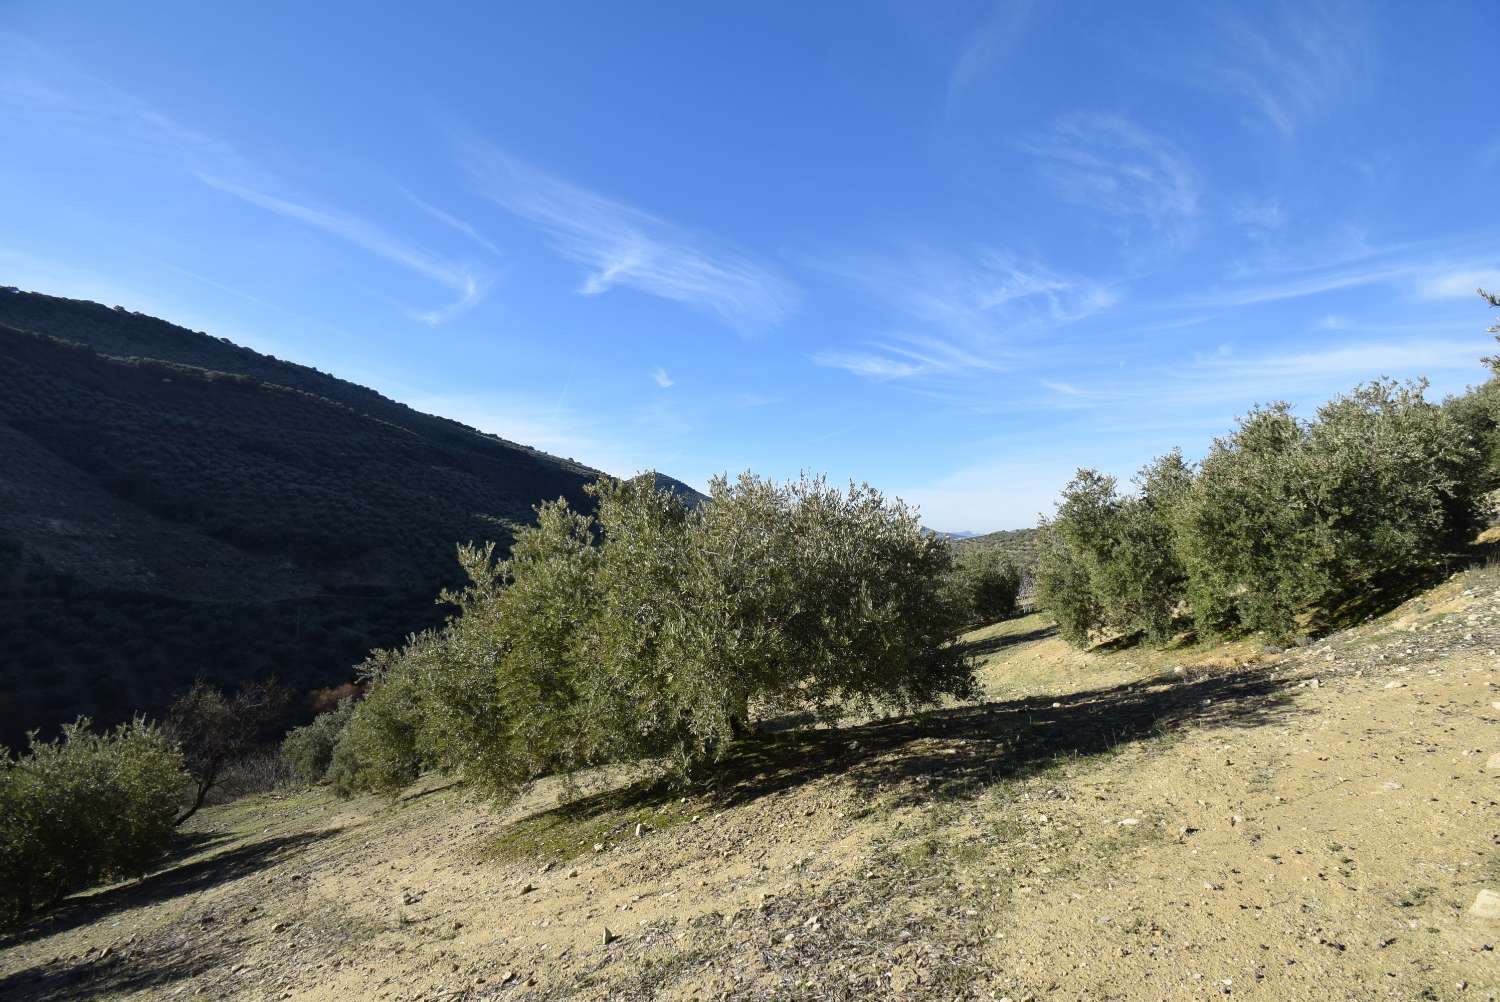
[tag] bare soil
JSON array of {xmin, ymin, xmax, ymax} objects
[{"xmin": 4, "ymin": 569, "xmax": 1499, "ymax": 1000}]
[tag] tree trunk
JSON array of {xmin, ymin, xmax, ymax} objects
[{"xmin": 174, "ymin": 765, "xmax": 218, "ymax": 826}]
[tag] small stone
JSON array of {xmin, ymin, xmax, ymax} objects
[
  {"xmin": 602, "ymin": 926, "xmax": 619, "ymax": 945},
  {"xmin": 1384, "ymin": 681, "xmax": 1405, "ymax": 689},
  {"xmin": 1382, "ymin": 781, "xmax": 1403, "ymax": 790},
  {"xmin": 1470, "ymin": 889, "xmax": 1500, "ymax": 919},
  {"xmin": 519, "ymin": 883, "xmax": 537, "ymax": 896},
  {"xmin": 501, "ymin": 970, "xmax": 517, "ymax": 984},
  {"xmin": 1117, "ymin": 818, "xmax": 1139, "ymax": 827},
  {"xmin": 272, "ymin": 921, "xmax": 290, "ymax": 933},
  {"xmin": 593, "ymin": 842, "xmax": 606, "ymax": 853},
  {"xmin": 634, "ymin": 822, "xmax": 647, "ymax": 838},
  {"xmin": 568, "ymin": 868, "xmax": 579, "ymax": 878}
]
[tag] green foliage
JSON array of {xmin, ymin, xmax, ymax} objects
[
  {"xmin": 281, "ymin": 697, "xmax": 357, "ymax": 784},
  {"xmin": 1037, "ymin": 380, "xmax": 1487, "ymax": 647},
  {"xmin": 335, "ymin": 473, "xmax": 974, "ymax": 802},
  {"xmin": 0, "ymin": 718, "xmax": 186, "ymax": 927},
  {"xmin": 328, "ymin": 644, "xmax": 431, "ymax": 797},
  {"xmin": 949, "ymin": 550, "xmax": 1023, "ymax": 626},
  {"xmin": 1033, "ymin": 453, "xmax": 1190, "ymax": 646},
  {"xmin": 1032, "ymin": 523, "xmax": 1102, "ymax": 647},
  {"xmin": 1178, "ymin": 380, "xmax": 1484, "ymax": 639}
]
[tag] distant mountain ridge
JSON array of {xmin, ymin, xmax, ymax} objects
[{"xmin": 0, "ymin": 287, "xmax": 699, "ymax": 742}]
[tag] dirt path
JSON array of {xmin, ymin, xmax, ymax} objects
[{"xmin": 3, "ymin": 570, "xmax": 1498, "ymax": 1000}]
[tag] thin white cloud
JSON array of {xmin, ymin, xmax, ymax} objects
[
  {"xmin": 456, "ymin": 136, "xmax": 795, "ymax": 331},
  {"xmin": 1419, "ymin": 269, "xmax": 1500, "ymax": 301},
  {"xmin": 1185, "ymin": 251, "xmax": 1500, "ymax": 310},
  {"xmin": 197, "ymin": 174, "xmax": 488, "ymax": 325},
  {"xmin": 945, "ymin": 0, "xmax": 1035, "ymax": 110},
  {"xmin": 1, "ymin": 43, "xmax": 489, "ymax": 327},
  {"xmin": 652, "ymin": 367, "xmax": 674, "ymax": 388},
  {"xmin": 1195, "ymin": 1, "xmax": 1374, "ymax": 137},
  {"xmin": 397, "ymin": 185, "xmax": 503, "ymax": 257},
  {"xmin": 1022, "ymin": 115, "xmax": 1200, "ymax": 243},
  {"xmin": 812, "ymin": 351, "xmax": 926, "ymax": 381},
  {"xmin": 1040, "ymin": 379, "xmax": 1090, "ymax": 397},
  {"xmin": 1186, "ymin": 339, "xmax": 1488, "ymax": 382},
  {"xmin": 808, "ymin": 247, "xmax": 1117, "ymax": 381}
]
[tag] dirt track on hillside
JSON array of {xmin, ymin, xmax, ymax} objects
[{"xmin": 3, "ymin": 572, "xmax": 1498, "ymax": 1000}]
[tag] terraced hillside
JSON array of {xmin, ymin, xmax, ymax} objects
[{"xmin": 0, "ymin": 288, "xmax": 697, "ymax": 744}]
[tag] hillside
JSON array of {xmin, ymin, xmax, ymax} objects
[
  {"xmin": 0, "ymin": 288, "xmax": 698, "ymax": 744},
  {"xmin": 955, "ymin": 527, "xmax": 1042, "ymax": 585},
  {"xmin": 3, "ymin": 566, "xmax": 1495, "ymax": 1000}
]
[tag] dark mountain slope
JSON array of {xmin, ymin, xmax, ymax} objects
[{"xmin": 0, "ymin": 288, "xmax": 695, "ymax": 743}]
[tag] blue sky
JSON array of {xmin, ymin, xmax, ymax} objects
[{"xmin": 3, "ymin": 2, "xmax": 1498, "ymax": 531}]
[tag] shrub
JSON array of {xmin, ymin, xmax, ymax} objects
[
  {"xmin": 0, "ymin": 718, "xmax": 186, "ymax": 927},
  {"xmin": 949, "ymin": 550, "xmax": 1023, "ymax": 626},
  {"xmin": 1038, "ymin": 379, "xmax": 1488, "ymax": 648},
  {"xmin": 334, "ymin": 472, "xmax": 974, "ymax": 802},
  {"xmin": 206, "ymin": 749, "xmax": 298, "ymax": 804},
  {"xmin": 1177, "ymin": 380, "xmax": 1485, "ymax": 639},
  {"xmin": 328, "ymin": 643, "xmax": 432, "ymax": 797},
  {"xmin": 281, "ymin": 698, "xmax": 357, "ymax": 784},
  {"xmin": 1033, "ymin": 453, "xmax": 1190, "ymax": 647},
  {"xmin": 164, "ymin": 679, "xmax": 287, "ymax": 823},
  {"xmin": 1033, "ymin": 518, "xmax": 1104, "ymax": 647}
]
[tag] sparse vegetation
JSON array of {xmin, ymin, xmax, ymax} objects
[{"xmin": 165, "ymin": 679, "xmax": 288, "ymax": 824}]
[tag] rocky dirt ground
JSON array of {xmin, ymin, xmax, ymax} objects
[{"xmin": 3, "ymin": 567, "xmax": 1499, "ymax": 1000}]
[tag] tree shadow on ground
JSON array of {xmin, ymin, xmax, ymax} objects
[
  {"xmin": 0, "ymin": 935, "xmax": 232, "ymax": 1002},
  {"xmin": 709, "ymin": 666, "xmax": 1301, "ymax": 810},
  {"xmin": 506, "ymin": 662, "xmax": 1305, "ymax": 833},
  {"xmin": 1, "ymin": 828, "xmax": 339, "ymax": 948},
  {"xmin": 959, "ymin": 624, "xmax": 1058, "ymax": 659}
]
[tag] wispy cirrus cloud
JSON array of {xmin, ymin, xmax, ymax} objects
[
  {"xmin": 1194, "ymin": 1, "xmax": 1374, "ymax": 137},
  {"xmin": 455, "ymin": 137, "xmax": 795, "ymax": 331},
  {"xmin": 2, "ymin": 39, "xmax": 490, "ymax": 326},
  {"xmin": 396, "ymin": 185, "xmax": 502, "ymax": 258},
  {"xmin": 1419, "ymin": 269, "xmax": 1500, "ymax": 301},
  {"xmin": 197, "ymin": 175, "xmax": 488, "ymax": 326},
  {"xmin": 652, "ymin": 367, "xmax": 675, "ymax": 388},
  {"xmin": 1180, "ymin": 241, "xmax": 1500, "ymax": 310},
  {"xmin": 1022, "ymin": 114, "xmax": 1200, "ymax": 244},
  {"xmin": 809, "ymin": 247, "xmax": 1117, "ymax": 381},
  {"xmin": 945, "ymin": 0, "xmax": 1035, "ymax": 111}
]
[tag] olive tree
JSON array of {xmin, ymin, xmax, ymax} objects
[{"xmin": 333, "ymin": 472, "xmax": 973, "ymax": 802}]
